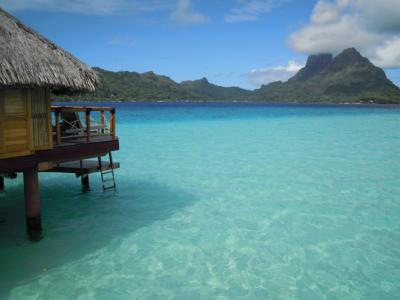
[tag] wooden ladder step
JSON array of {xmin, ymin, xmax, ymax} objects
[
  {"xmin": 101, "ymin": 170, "xmax": 114, "ymax": 175},
  {"xmin": 98, "ymin": 152, "xmax": 117, "ymax": 192},
  {"xmin": 104, "ymin": 185, "xmax": 116, "ymax": 191}
]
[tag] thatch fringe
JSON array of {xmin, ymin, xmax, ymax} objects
[{"xmin": 0, "ymin": 7, "xmax": 98, "ymax": 92}]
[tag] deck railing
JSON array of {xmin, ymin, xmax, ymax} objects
[{"xmin": 51, "ymin": 105, "xmax": 116, "ymax": 145}]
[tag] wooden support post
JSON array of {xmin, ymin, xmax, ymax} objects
[
  {"xmin": 110, "ymin": 109, "xmax": 116, "ymax": 139},
  {"xmin": 0, "ymin": 176, "xmax": 4, "ymax": 192},
  {"xmin": 101, "ymin": 111, "xmax": 105, "ymax": 134},
  {"xmin": 81, "ymin": 174, "xmax": 89, "ymax": 192},
  {"xmin": 55, "ymin": 109, "xmax": 61, "ymax": 145},
  {"xmin": 85, "ymin": 109, "xmax": 91, "ymax": 142},
  {"xmin": 23, "ymin": 168, "xmax": 42, "ymax": 241}
]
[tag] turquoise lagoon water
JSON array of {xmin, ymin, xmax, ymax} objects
[{"xmin": 0, "ymin": 103, "xmax": 400, "ymax": 299}]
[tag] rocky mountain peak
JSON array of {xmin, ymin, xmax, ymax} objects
[{"xmin": 289, "ymin": 53, "xmax": 332, "ymax": 82}]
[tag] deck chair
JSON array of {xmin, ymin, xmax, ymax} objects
[
  {"xmin": 61, "ymin": 111, "xmax": 85, "ymax": 136},
  {"xmin": 60, "ymin": 111, "xmax": 105, "ymax": 136}
]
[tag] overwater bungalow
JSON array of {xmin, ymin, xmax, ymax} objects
[{"xmin": 0, "ymin": 8, "xmax": 120, "ymax": 241}]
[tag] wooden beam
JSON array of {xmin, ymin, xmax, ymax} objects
[
  {"xmin": 46, "ymin": 89, "xmax": 53, "ymax": 149},
  {"xmin": 55, "ymin": 109, "xmax": 61, "ymax": 145},
  {"xmin": 38, "ymin": 161, "xmax": 53, "ymax": 171},
  {"xmin": 0, "ymin": 139, "xmax": 119, "ymax": 173},
  {"xmin": 101, "ymin": 111, "xmax": 105, "ymax": 134},
  {"xmin": 110, "ymin": 109, "xmax": 116, "ymax": 139},
  {"xmin": 45, "ymin": 160, "xmax": 120, "ymax": 174},
  {"xmin": 26, "ymin": 89, "xmax": 34, "ymax": 151},
  {"xmin": 23, "ymin": 167, "xmax": 42, "ymax": 241},
  {"xmin": 51, "ymin": 105, "xmax": 114, "ymax": 112},
  {"xmin": 85, "ymin": 109, "xmax": 91, "ymax": 142}
]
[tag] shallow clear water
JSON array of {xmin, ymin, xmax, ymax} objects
[{"xmin": 1, "ymin": 103, "xmax": 400, "ymax": 299}]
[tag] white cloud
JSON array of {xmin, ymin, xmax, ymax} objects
[
  {"xmin": 225, "ymin": 0, "xmax": 286, "ymax": 23},
  {"xmin": 310, "ymin": 1, "xmax": 340, "ymax": 24},
  {"xmin": 289, "ymin": 0, "xmax": 400, "ymax": 68},
  {"xmin": 248, "ymin": 60, "xmax": 304, "ymax": 86},
  {"xmin": 373, "ymin": 37, "xmax": 400, "ymax": 68},
  {"xmin": 350, "ymin": 0, "xmax": 400, "ymax": 33},
  {"xmin": 290, "ymin": 15, "xmax": 379, "ymax": 55},
  {"xmin": 170, "ymin": 0, "xmax": 209, "ymax": 25},
  {"xmin": 0, "ymin": 0, "xmax": 172, "ymax": 15}
]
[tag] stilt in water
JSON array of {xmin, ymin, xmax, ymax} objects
[
  {"xmin": 81, "ymin": 174, "xmax": 90, "ymax": 192},
  {"xmin": 23, "ymin": 168, "xmax": 42, "ymax": 241},
  {"xmin": 0, "ymin": 176, "xmax": 4, "ymax": 192},
  {"xmin": 0, "ymin": 177, "xmax": 5, "ymax": 224}
]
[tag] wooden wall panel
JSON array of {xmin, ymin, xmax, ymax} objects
[
  {"xmin": 4, "ymin": 90, "xmax": 25, "ymax": 115},
  {"xmin": 0, "ymin": 88, "xmax": 53, "ymax": 159},
  {"xmin": 46, "ymin": 89, "xmax": 53, "ymax": 149},
  {"xmin": 31, "ymin": 89, "xmax": 52, "ymax": 150},
  {"xmin": 0, "ymin": 89, "xmax": 31, "ymax": 159}
]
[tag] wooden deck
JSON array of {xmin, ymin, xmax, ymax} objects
[
  {"xmin": 46, "ymin": 159, "xmax": 120, "ymax": 175},
  {"xmin": 54, "ymin": 135, "xmax": 115, "ymax": 147},
  {"xmin": 52, "ymin": 105, "xmax": 116, "ymax": 145},
  {"xmin": 0, "ymin": 136, "xmax": 119, "ymax": 173}
]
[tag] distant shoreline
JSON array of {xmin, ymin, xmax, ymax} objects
[
  {"xmin": 54, "ymin": 99, "xmax": 400, "ymax": 108},
  {"xmin": 58, "ymin": 53, "xmax": 400, "ymax": 106}
]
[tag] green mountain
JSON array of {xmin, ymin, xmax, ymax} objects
[
  {"xmin": 75, "ymin": 68, "xmax": 195, "ymax": 101},
  {"xmin": 64, "ymin": 68, "xmax": 250, "ymax": 102},
  {"xmin": 254, "ymin": 48, "xmax": 400, "ymax": 104},
  {"xmin": 180, "ymin": 77, "xmax": 252, "ymax": 101},
  {"xmin": 58, "ymin": 48, "xmax": 400, "ymax": 104}
]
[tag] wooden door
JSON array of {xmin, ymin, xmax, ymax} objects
[
  {"xmin": 0, "ymin": 89, "xmax": 32, "ymax": 158},
  {"xmin": 30, "ymin": 89, "xmax": 53, "ymax": 150}
]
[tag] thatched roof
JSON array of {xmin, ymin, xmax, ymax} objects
[{"xmin": 0, "ymin": 7, "xmax": 98, "ymax": 92}]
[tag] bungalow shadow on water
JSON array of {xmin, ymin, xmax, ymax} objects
[{"xmin": 0, "ymin": 177, "xmax": 199, "ymax": 297}]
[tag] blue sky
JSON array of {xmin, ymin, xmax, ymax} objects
[{"xmin": 2, "ymin": 0, "xmax": 400, "ymax": 89}]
